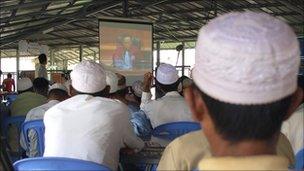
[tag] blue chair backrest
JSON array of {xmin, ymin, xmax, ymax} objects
[
  {"xmin": 295, "ymin": 148, "xmax": 304, "ymax": 170},
  {"xmin": 13, "ymin": 157, "xmax": 111, "ymax": 171},
  {"xmin": 152, "ymin": 121, "xmax": 201, "ymax": 140},
  {"xmin": 22, "ymin": 120, "xmax": 45, "ymax": 157},
  {"xmin": 6, "ymin": 94, "xmax": 18, "ymax": 106},
  {"xmin": 2, "ymin": 116, "xmax": 25, "ymax": 138}
]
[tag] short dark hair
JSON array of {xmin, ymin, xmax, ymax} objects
[
  {"xmin": 48, "ymin": 89, "xmax": 68, "ymax": 100},
  {"xmin": 155, "ymin": 80, "xmax": 179, "ymax": 94},
  {"xmin": 116, "ymin": 88, "xmax": 128, "ymax": 97},
  {"xmin": 194, "ymin": 84, "xmax": 292, "ymax": 142},
  {"xmin": 33, "ymin": 77, "xmax": 49, "ymax": 96},
  {"xmin": 7, "ymin": 73, "xmax": 12, "ymax": 78},
  {"xmin": 38, "ymin": 54, "xmax": 47, "ymax": 64},
  {"xmin": 75, "ymin": 88, "xmax": 109, "ymax": 98}
]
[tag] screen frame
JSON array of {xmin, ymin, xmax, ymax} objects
[{"xmin": 98, "ymin": 18, "xmax": 154, "ymax": 72}]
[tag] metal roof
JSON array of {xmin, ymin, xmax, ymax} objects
[{"xmin": 0, "ymin": 0, "xmax": 303, "ymax": 49}]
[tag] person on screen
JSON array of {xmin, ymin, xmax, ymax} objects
[{"xmin": 112, "ymin": 35, "xmax": 140, "ymax": 70}]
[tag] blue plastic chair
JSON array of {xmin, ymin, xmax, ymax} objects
[
  {"xmin": 22, "ymin": 120, "xmax": 45, "ymax": 157},
  {"xmin": 295, "ymin": 149, "xmax": 304, "ymax": 170},
  {"xmin": 152, "ymin": 121, "xmax": 201, "ymax": 140},
  {"xmin": 13, "ymin": 157, "xmax": 111, "ymax": 171},
  {"xmin": 5, "ymin": 94, "xmax": 18, "ymax": 106}
]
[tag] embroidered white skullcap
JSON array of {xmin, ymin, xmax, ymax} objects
[
  {"xmin": 106, "ymin": 70, "xmax": 118, "ymax": 94},
  {"xmin": 71, "ymin": 60, "xmax": 107, "ymax": 93},
  {"xmin": 17, "ymin": 78, "xmax": 33, "ymax": 91},
  {"xmin": 156, "ymin": 63, "xmax": 179, "ymax": 85},
  {"xmin": 132, "ymin": 80, "xmax": 143, "ymax": 97},
  {"xmin": 193, "ymin": 12, "xmax": 300, "ymax": 105},
  {"xmin": 49, "ymin": 83, "xmax": 68, "ymax": 93}
]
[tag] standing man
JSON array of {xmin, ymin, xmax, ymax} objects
[
  {"xmin": 183, "ymin": 12, "xmax": 302, "ymax": 170},
  {"xmin": 43, "ymin": 61, "xmax": 144, "ymax": 170},
  {"xmin": 2, "ymin": 73, "xmax": 15, "ymax": 92},
  {"xmin": 35, "ymin": 54, "xmax": 48, "ymax": 79}
]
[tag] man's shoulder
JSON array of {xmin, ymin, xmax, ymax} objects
[{"xmin": 26, "ymin": 105, "xmax": 46, "ymax": 121}]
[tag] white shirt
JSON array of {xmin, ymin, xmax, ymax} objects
[
  {"xmin": 43, "ymin": 95, "xmax": 144, "ymax": 170},
  {"xmin": 140, "ymin": 91, "xmax": 192, "ymax": 128},
  {"xmin": 35, "ymin": 64, "xmax": 48, "ymax": 79},
  {"xmin": 21, "ymin": 100, "xmax": 60, "ymax": 157},
  {"xmin": 281, "ymin": 104, "xmax": 304, "ymax": 154}
]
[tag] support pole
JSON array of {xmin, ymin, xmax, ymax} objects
[
  {"xmin": 156, "ymin": 41, "xmax": 160, "ymax": 67},
  {"xmin": 16, "ymin": 48, "xmax": 20, "ymax": 83},
  {"xmin": 79, "ymin": 45, "xmax": 83, "ymax": 62},
  {"xmin": 182, "ymin": 41, "xmax": 185, "ymax": 76}
]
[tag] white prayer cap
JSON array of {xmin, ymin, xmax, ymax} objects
[
  {"xmin": 156, "ymin": 63, "xmax": 179, "ymax": 85},
  {"xmin": 17, "ymin": 78, "xmax": 33, "ymax": 91},
  {"xmin": 49, "ymin": 83, "xmax": 68, "ymax": 93},
  {"xmin": 132, "ymin": 80, "xmax": 143, "ymax": 97},
  {"xmin": 106, "ymin": 70, "xmax": 118, "ymax": 94},
  {"xmin": 71, "ymin": 60, "xmax": 107, "ymax": 93},
  {"xmin": 193, "ymin": 12, "xmax": 300, "ymax": 105}
]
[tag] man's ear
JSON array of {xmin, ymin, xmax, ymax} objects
[
  {"xmin": 69, "ymin": 85, "xmax": 76, "ymax": 97},
  {"xmin": 184, "ymin": 86, "xmax": 207, "ymax": 122},
  {"xmin": 284, "ymin": 87, "xmax": 303, "ymax": 120}
]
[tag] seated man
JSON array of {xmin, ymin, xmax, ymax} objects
[
  {"xmin": 281, "ymin": 75, "xmax": 304, "ymax": 154},
  {"xmin": 8, "ymin": 77, "xmax": 48, "ymax": 152},
  {"xmin": 11, "ymin": 77, "xmax": 48, "ymax": 116},
  {"xmin": 185, "ymin": 12, "xmax": 301, "ymax": 170},
  {"xmin": 126, "ymin": 81, "xmax": 152, "ymax": 139},
  {"xmin": 20, "ymin": 83, "xmax": 69, "ymax": 157},
  {"xmin": 140, "ymin": 63, "xmax": 192, "ymax": 128},
  {"xmin": 43, "ymin": 61, "xmax": 144, "ymax": 170}
]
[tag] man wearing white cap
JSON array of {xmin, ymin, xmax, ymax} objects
[
  {"xmin": 141, "ymin": 63, "xmax": 192, "ymax": 129},
  {"xmin": 20, "ymin": 83, "xmax": 69, "ymax": 157},
  {"xmin": 11, "ymin": 77, "xmax": 47, "ymax": 116},
  {"xmin": 43, "ymin": 60, "xmax": 144, "ymax": 170},
  {"xmin": 9, "ymin": 77, "xmax": 48, "ymax": 153},
  {"xmin": 175, "ymin": 12, "xmax": 301, "ymax": 170}
]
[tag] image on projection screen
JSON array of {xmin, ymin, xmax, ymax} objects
[{"xmin": 99, "ymin": 20, "xmax": 152, "ymax": 76}]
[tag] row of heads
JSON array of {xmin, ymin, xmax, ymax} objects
[{"xmin": 17, "ymin": 77, "xmax": 68, "ymax": 94}]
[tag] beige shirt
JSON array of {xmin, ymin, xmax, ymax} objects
[
  {"xmin": 198, "ymin": 155, "xmax": 289, "ymax": 170},
  {"xmin": 157, "ymin": 131, "xmax": 294, "ymax": 170}
]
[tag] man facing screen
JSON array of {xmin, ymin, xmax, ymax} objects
[{"xmin": 112, "ymin": 35, "xmax": 140, "ymax": 70}]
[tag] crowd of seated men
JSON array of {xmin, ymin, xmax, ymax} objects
[{"xmin": 1, "ymin": 11, "xmax": 304, "ymax": 171}]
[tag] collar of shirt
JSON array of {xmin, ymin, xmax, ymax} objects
[
  {"xmin": 163, "ymin": 91, "xmax": 181, "ymax": 97},
  {"xmin": 47, "ymin": 99, "xmax": 60, "ymax": 105},
  {"xmin": 198, "ymin": 155, "xmax": 289, "ymax": 170}
]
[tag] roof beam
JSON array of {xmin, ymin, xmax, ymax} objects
[
  {"xmin": 0, "ymin": 0, "xmax": 53, "ymax": 11},
  {"xmin": 0, "ymin": 0, "xmax": 121, "ymax": 47}
]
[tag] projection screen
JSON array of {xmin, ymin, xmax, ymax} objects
[{"xmin": 99, "ymin": 20, "xmax": 153, "ymax": 84}]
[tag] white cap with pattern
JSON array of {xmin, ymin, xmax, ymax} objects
[
  {"xmin": 106, "ymin": 70, "xmax": 118, "ymax": 94},
  {"xmin": 156, "ymin": 63, "xmax": 179, "ymax": 85},
  {"xmin": 71, "ymin": 60, "xmax": 107, "ymax": 93},
  {"xmin": 193, "ymin": 12, "xmax": 300, "ymax": 104},
  {"xmin": 17, "ymin": 78, "xmax": 33, "ymax": 91},
  {"xmin": 49, "ymin": 83, "xmax": 68, "ymax": 93}
]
